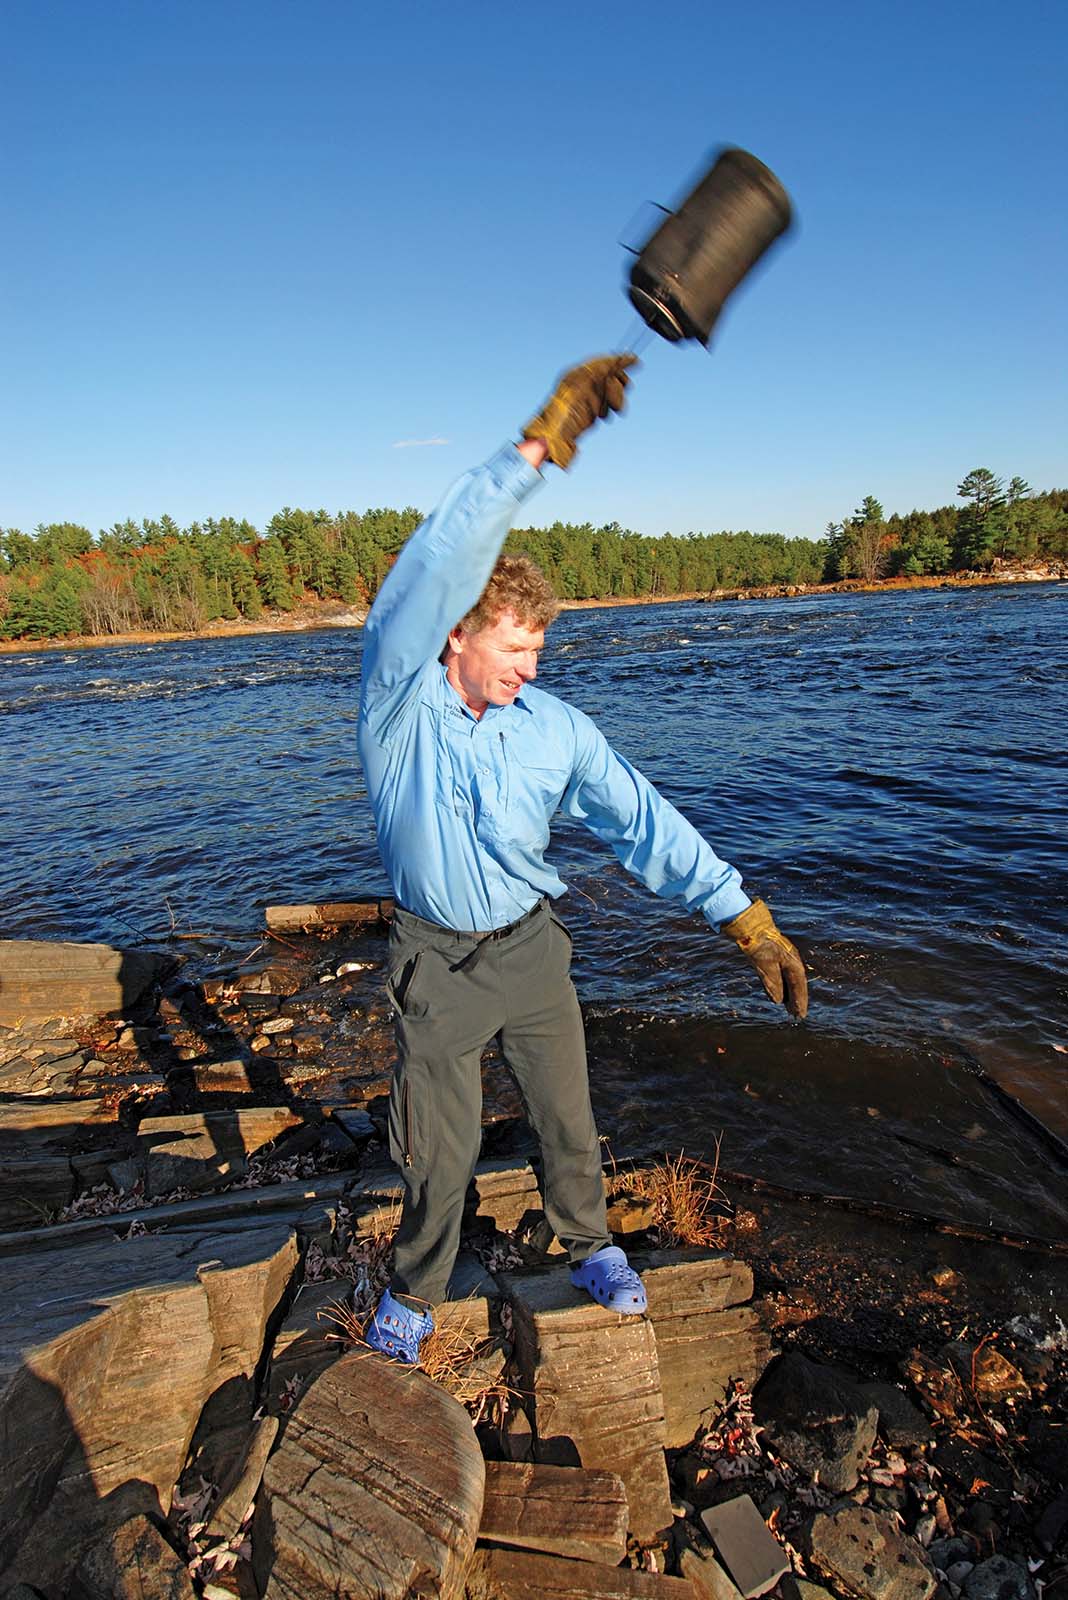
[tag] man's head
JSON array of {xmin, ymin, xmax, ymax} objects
[{"xmin": 444, "ymin": 554, "xmax": 559, "ymax": 715}]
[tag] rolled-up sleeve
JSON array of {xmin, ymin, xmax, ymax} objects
[{"xmin": 560, "ymin": 708, "xmax": 751, "ymax": 927}]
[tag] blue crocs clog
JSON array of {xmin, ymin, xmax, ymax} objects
[
  {"xmin": 571, "ymin": 1245, "xmax": 647, "ymax": 1314},
  {"xmin": 364, "ymin": 1287, "xmax": 435, "ymax": 1364}
]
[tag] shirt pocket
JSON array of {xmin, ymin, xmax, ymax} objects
[{"xmin": 506, "ymin": 748, "xmax": 573, "ymax": 849}]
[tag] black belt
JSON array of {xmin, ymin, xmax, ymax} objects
[{"xmin": 449, "ymin": 898, "xmax": 548, "ymax": 972}]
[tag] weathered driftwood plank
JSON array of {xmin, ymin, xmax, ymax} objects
[
  {"xmin": 474, "ymin": 1546, "xmax": 696, "ymax": 1598},
  {"xmin": 253, "ymin": 1350, "xmax": 483, "ymax": 1600},
  {"xmin": 503, "ymin": 1270, "xmax": 674, "ymax": 1541},
  {"xmin": 0, "ymin": 940, "xmax": 169, "ymax": 1025},
  {"xmin": 264, "ymin": 897, "xmax": 393, "ymax": 931},
  {"xmin": 479, "ymin": 1461, "xmax": 628, "ymax": 1565}
]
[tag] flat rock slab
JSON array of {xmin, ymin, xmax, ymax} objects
[
  {"xmin": 0, "ymin": 1098, "xmax": 120, "ymax": 1230},
  {"xmin": 633, "ymin": 1250, "xmax": 769, "ymax": 1449},
  {"xmin": 699, "ymin": 1495, "xmax": 790, "ymax": 1598},
  {"xmin": 0, "ymin": 1218, "xmax": 299, "ymax": 1593},
  {"xmin": 0, "ymin": 1172, "xmax": 349, "ymax": 1257},
  {"xmin": 473, "ymin": 1547, "xmax": 696, "ymax": 1598},
  {"xmin": 469, "ymin": 1160, "xmax": 544, "ymax": 1232},
  {"xmin": 807, "ymin": 1506, "xmax": 936, "ymax": 1600},
  {"xmin": 502, "ymin": 1269, "xmax": 673, "ymax": 1540},
  {"xmin": 480, "ymin": 1461, "xmax": 628, "ymax": 1564},
  {"xmin": 137, "ymin": 1108, "xmax": 302, "ymax": 1196},
  {"xmin": 0, "ymin": 939, "xmax": 169, "ymax": 1025},
  {"xmin": 254, "ymin": 1349, "xmax": 483, "ymax": 1600}
]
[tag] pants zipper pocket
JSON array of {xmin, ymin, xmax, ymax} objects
[{"xmin": 403, "ymin": 1081, "xmax": 414, "ymax": 1168}]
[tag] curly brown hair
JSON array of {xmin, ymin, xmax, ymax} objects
[{"xmin": 458, "ymin": 554, "xmax": 560, "ymax": 634}]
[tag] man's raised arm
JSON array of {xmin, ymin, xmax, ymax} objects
[{"xmin": 359, "ymin": 357, "xmax": 636, "ymax": 733}]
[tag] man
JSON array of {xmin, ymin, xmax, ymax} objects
[{"xmin": 357, "ymin": 356, "xmax": 807, "ymax": 1363}]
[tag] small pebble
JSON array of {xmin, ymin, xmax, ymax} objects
[
  {"xmin": 914, "ymin": 1514, "xmax": 937, "ymax": 1546},
  {"xmin": 262, "ymin": 1016, "xmax": 294, "ymax": 1034}
]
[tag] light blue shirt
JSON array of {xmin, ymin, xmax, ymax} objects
[{"xmin": 357, "ymin": 441, "xmax": 751, "ymax": 933}]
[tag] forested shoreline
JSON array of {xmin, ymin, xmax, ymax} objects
[{"xmin": 2, "ymin": 470, "xmax": 1065, "ymax": 641}]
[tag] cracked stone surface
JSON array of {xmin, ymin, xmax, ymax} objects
[
  {"xmin": 253, "ymin": 1349, "xmax": 484, "ymax": 1600},
  {"xmin": 0, "ymin": 1217, "xmax": 299, "ymax": 1593}
]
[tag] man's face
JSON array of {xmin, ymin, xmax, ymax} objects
[{"xmin": 445, "ymin": 608, "xmax": 545, "ymax": 715}]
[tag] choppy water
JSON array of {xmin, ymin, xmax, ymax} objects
[{"xmin": 3, "ymin": 583, "xmax": 1067, "ymax": 1197}]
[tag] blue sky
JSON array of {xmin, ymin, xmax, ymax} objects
[{"xmin": 3, "ymin": 0, "xmax": 1066, "ymax": 541}]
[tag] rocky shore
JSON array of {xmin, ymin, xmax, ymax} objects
[
  {"xmin": 1, "ymin": 913, "xmax": 1065, "ymax": 1600},
  {"xmin": 1, "ymin": 563, "xmax": 1063, "ymax": 655}
]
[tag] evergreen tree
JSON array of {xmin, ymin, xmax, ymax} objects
[{"xmin": 955, "ymin": 468, "xmax": 1005, "ymax": 568}]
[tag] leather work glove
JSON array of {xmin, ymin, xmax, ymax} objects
[
  {"xmin": 721, "ymin": 899, "xmax": 809, "ymax": 1019},
  {"xmin": 522, "ymin": 354, "xmax": 638, "ymax": 469}
]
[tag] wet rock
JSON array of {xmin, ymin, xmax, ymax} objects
[
  {"xmin": 961, "ymin": 1557, "xmax": 1036, "ymax": 1600},
  {"xmin": 806, "ymin": 1505, "xmax": 936, "ymax": 1600},
  {"xmin": 700, "ymin": 1495, "xmax": 790, "ymax": 1597},
  {"xmin": 932, "ymin": 1439, "xmax": 1012, "ymax": 1505},
  {"xmin": 859, "ymin": 1382, "xmax": 933, "ymax": 1448},
  {"xmin": 69, "ymin": 1513, "xmax": 194, "ymax": 1600},
  {"xmin": 753, "ymin": 1350, "xmax": 878, "ymax": 1492},
  {"xmin": 478, "ymin": 1461, "xmax": 629, "ymax": 1564},
  {"xmin": 942, "ymin": 1342, "xmax": 1029, "ymax": 1402},
  {"xmin": 904, "ymin": 1349, "xmax": 964, "ymax": 1421},
  {"xmin": 254, "ymin": 1348, "xmax": 482, "ymax": 1600},
  {"xmin": 1034, "ymin": 1485, "xmax": 1068, "ymax": 1553},
  {"xmin": 0, "ymin": 1219, "xmax": 298, "ymax": 1592},
  {"xmin": 927, "ymin": 1266, "xmax": 963, "ymax": 1290}
]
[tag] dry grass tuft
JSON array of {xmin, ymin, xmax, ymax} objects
[
  {"xmin": 617, "ymin": 1147, "xmax": 730, "ymax": 1249},
  {"xmin": 319, "ymin": 1293, "xmax": 516, "ymax": 1425}
]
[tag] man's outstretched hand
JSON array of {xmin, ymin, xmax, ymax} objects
[
  {"xmin": 522, "ymin": 354, "xmax": 638, "ymax": 469},
  {"xmin": 721, "ymin": 899, "xmax": 809, "ymax": 1019}
]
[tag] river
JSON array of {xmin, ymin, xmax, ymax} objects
[{"xmin": 2, "ymin": 583, "xmax": 1066, "ymax": 1225}]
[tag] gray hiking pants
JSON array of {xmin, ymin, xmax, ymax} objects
[{"xmin": 384, "ymin": 896, "xmax": 610, "ymax": 1305}]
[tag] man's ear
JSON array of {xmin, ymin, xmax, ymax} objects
[{"xmin": 445, "ymin": 625, "xmax": 465, "ymax": 657}]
